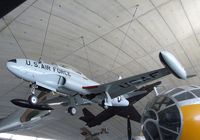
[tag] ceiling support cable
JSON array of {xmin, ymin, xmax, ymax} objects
[
  {"xmin": 39, "ymin": 0, "xmax": 54, "ymax": 62},
  {"xmin": 179, "ymin": 0, "xmax": 200, "ymax": 47},
  {"xmin": 56, "ymin": 0, "xmax": 175, "ymax": 62},
  {"xmin": 110, "ymin": 5, "xmax": 139, "ymax": 71},
  {"xmin": 81, "ymin": 36, "xmax": 93, "ymax": 79}
]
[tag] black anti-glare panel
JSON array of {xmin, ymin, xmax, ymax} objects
[{"xmin": 0, "ymin": 0, "xmax": 26, "ymax": 19}]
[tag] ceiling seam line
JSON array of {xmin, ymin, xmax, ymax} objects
[
  {"xmin": 0, "ymin": 0, "xmax": 39, "ymax": 33},
  {"xmin": 30, "ymin": 5, "xmax": 85, "ymax": 48},
  {"xmin": 73, "ymin": 0, "xmax": 110, "ymax": 23},
  {"xmin": 55, "ymin": 20, "xmax": 136, "ymax": 62},
  {"xmin": 149, "ymin": 0, "xmax": 200, "ymax": 82},
  {"xmin": 109, "ymin": 5, "xmax": 139, "ymax": 72},
  {"xmin": 179, "ymin": 0, "xmax": 200, "ymax": 47},
  {"xmin": 101, "ymin": 38, "xmax": 148, "ymax": 72},
  {"xmin": 114, "ymin": 0, "xmax": 173, "ymax": 51},
  {"xmin": 0, "ymin": 0, "xmax": 39, "ymax": 59},
  {"xmin": 113, "ymin": 0, "xmax": 169, "ymax": 74},
  {"xmin": 46, "ymin": 0, "xmax": 175, "ymax": 61},
  {"xmin": 59, "ymin": 54, "xmax": 119, "ymax": 81},
  {"xmin": 2, "ymin": 18, "xmax": 27, "ymax": 58},
  {"xmin": 70, "ymin": 0, "xmax": 160, "ymax": 58},
  {"xmin": 148, "ymin": 0, "xmax": 192, "ymax": 87},
  {"xmin": 136, "ymin": 19, "xmax": 164, "ymax": 51},
  {"xmin": 87, "ymin": 45, "xmax": 132, "ymax": 72},
  {"xmin": 15, "ymin": 18, "xmax": 83, "ymax": 46},
  {"xmin": 113, "ymin": 1, "xmax": 169, "ymax": 76},
  {"xmin": 1, "ymin": 81, "xmax": 25, "ymax": 98},
  {"xmin": 73, "ymin": 0, "xmax": 148, "ymax": 73},
  {"xmin": 74, "ymin": 2, "xmax": 148, "ymax": 73},
  {"xmin": 25, "ymin": 6, "xmax": 80, "ymax": 44},
  {"xmin": 134, "ymin": 20, "xmax": 178, "ymax": 87}
]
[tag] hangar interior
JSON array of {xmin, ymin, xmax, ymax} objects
[{"xmin": 1, "ymin": 0, "xmax": 200, "ymax": 139}]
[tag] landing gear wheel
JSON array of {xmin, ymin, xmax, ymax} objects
[
  {"xmin": 102, "ymin": 100, "xmax": 108, "ymax": 109},
  {"xmin": 68, "ymin": 107, "xmax": 77, "ymax": 115},
  {"xmin": 28, "ymin": 95, "xmax": 38, "ymax": 105}
]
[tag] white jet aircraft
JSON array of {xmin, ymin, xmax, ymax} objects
[{"xmin": 6, "ymin": 51, "xmax": 188, "ymax": 115}]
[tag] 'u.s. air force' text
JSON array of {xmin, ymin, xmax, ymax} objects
[{"xmin": 25, "ymin": 60, "xmax": 70, "ymax": 76}]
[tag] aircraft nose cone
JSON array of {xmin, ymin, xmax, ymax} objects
[
  {"xmin": 8, "ymin": 59, "xmax": 17, "ymax": 63},
  {"xmin": 6, "ymin": 59, "xmax": 17, "ymax": 73}
]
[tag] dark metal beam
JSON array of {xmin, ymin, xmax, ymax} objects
[{"xmin": 0, "ymin": 0, "xmax": 26, "ymax": 18}]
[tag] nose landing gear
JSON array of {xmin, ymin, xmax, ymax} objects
[
  {"xmin": 28, "ymin": 95, "xmax": 38, "ymax": 105},
  {"xmin": 28, "ymin": 84, "xmax": 38, "ymax": 105},
  {"xmin": 66, "ymin": 95, "xmax": 82, "ymax": 116}
]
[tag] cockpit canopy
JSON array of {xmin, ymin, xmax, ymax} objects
[
  {"xmin": 142, "ymin": 96, "xmax": 181, "ymax": 140},
  {"xmin": 142, "ymin": 85, "xmax": 200, "ymax": 140},
  {"xmin": 52, "ymin": 62, "xmax": 87, "ymax": 77}
]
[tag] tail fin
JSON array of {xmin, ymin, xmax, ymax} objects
[{"xmin": 79, "ymin": 108, "xmax": 95, "ymax": 123}]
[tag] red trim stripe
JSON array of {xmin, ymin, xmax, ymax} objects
[{"xmin": 82, "ymin": 85, "xmax": 98, "ymax": 89}]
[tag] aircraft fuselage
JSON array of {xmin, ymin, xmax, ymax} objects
[{"xmin": 7, "ymin": 59, "xmax": 98, "ymax": 95}]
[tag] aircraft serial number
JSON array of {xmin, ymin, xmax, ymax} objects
[{"xmin": 119, "ymin": 71, "xmax": 159, "ymax": 88}]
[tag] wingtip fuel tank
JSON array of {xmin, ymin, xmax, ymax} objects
[{"xmin": 159, "ymin": 51, "xmax": 187, "ymax": 79}]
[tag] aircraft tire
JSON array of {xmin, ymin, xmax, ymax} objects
[
  {"xmin": 68, "ymin": 107, "xmax": 77, "ymax": 115},
  {"xmin": 28, "ymin": 95, "xmax": 38, "ymax": 105},
  {"xmin": 101, "ymin": 100, "xmax": 108, "ymax": 109}
]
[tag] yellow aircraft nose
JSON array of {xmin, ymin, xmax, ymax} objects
[
  {"xmin": 141, "ymin": 86, "xmax": 200, "ymax": 140},
  {"xmin": 180, "ymin": 104, "xmax": 200, "ymax": 140}
]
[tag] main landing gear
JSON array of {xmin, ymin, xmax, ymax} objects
[
  {"xmin": 67, "ymin": 95, "xmax": 80, "ymax": 115},
  {"xmin": 28, "ymin": 84, "xmax": 38, "ymax": 105},
  {"xmin": 68, "ymin": 106, "xmax": 77, "ymax": 115}
]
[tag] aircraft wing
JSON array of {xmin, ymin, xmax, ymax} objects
[
  {"xmin": 84, "ymin": 68, "xmax": 169, "ymax": 99},
  {"xmin": 84, "ymin": 51, "xmax": 189, "ymax": 100}
]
